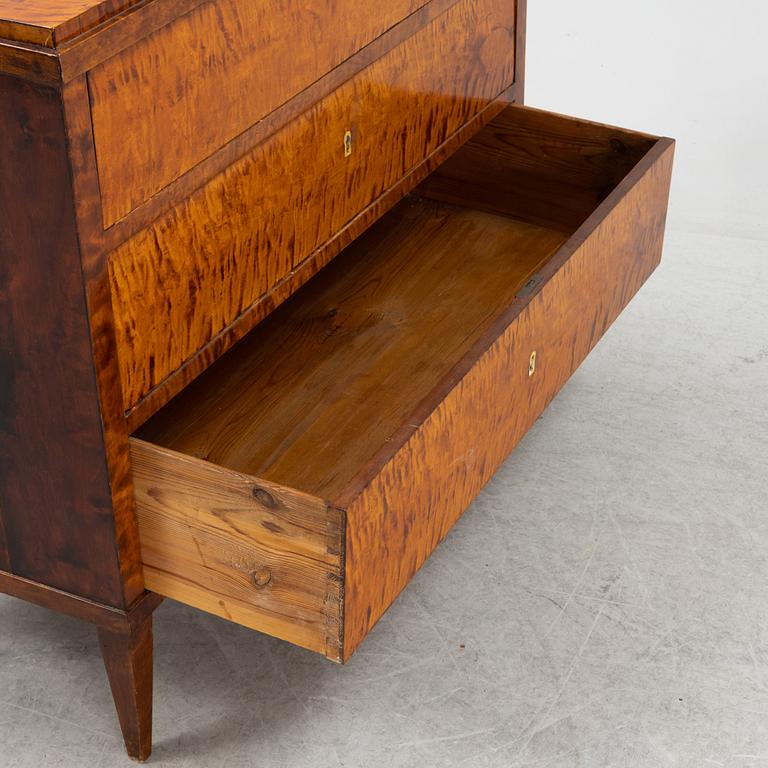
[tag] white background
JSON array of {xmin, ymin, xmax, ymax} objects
[{"xmin": 527, "ymin": 0, "xmax": 768, "ymax": 241}]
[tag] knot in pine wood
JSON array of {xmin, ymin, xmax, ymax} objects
[{"xmin": 251, "ymin": 567, "xmax": 272, "ymax": 588}]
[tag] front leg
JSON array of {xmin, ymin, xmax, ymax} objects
[{"xmin": 98, "ymin": 609, "xmax": 154, "ymax": 762}]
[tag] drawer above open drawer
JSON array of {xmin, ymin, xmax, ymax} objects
[{"xmin": 129, "ymin": 105, "xmax": 674, "ymax": 664}]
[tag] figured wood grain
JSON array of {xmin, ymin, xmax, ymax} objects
[
  {"xmin": 136, "ymin": 107, "xmax": 673, "ymax": 660},
  {"xmin": 341, "ymin": 134, "xmax": 675, "ymax": 658},
  {"xmin": 111, "ymin": 0, "xmax": 517, "ymax": 413},
  {"xmin": 135, "ymin": 203, "xmax": 565, "ymax": 498},
  {"xmin": 130, "ymin": 440, "xmax": 344, "ymax": 659},
  {"xmin": 88, "ymin": 0, "xmax": 431, "ymax": 226},
  {"xmin": 123, "ymin": 94, "xmax": 515, "ymax": 433},
  {"xmin": 68, "ymin": 0, "xmax": 463, "ymax": 266},
  {"xmin": 0, "ymin": 0, "xmax": 144, "ymax": 46}
]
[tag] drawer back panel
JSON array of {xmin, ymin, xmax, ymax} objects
[
  {"xmin": 88, "ymin": 0, "xmax": 431, "ymax": 227},
  {"xmin": 109, "ymin": 0, "xmax": 516, "ymax": 414}
]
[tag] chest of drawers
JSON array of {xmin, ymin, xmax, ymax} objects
[{"xmin": 0, "ymin": 0, "xmax": 673, "ymax": 760}]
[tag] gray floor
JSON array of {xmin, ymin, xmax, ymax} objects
[{"xmin": 1, "ymin": 227, "xmax": 767, "ymax": 767}]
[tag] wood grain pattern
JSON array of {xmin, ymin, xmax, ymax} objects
[
  {"xmin": 0, "ymin": 0, "xmax": 144, "ymax": 46},
  {"xmin": 123, "ymin": 91, "xmax": 516, "ymax": 432},
  {"xmin": 110, "ymin": 0, "xmax": 516, "ymax": 414},
  {"xmin": 0, "ymin": 73, "xmax": 129, "ymax": 606},
  {"xmin": 341, "ymin": 133, "xmax": 675, "ymax": 657},
  {"xmin": 88, "ymin": 0, "xmax": 431, "ymax": 225},
  {"xmin": 0, "ymin": 38, "xmax": 60, "ymax": 83},
  {"xmin": 68, "ymin": 0, "xmax": 463, "ymax": 265},
  {"xmin": 419, "ymin": 104, "xmax": 657, "ymax": 232},
  {"xmin": 134, "ymin": 107, "xmax": 673, "ymax": 661},
  {"xmin": 130, "ymin": 440, "xmax": 344, "ymax": 659},
  {"xmin": 136, "ymin": 202, "xmax": 566, "ymax": 499},
  {"xmin": 0, "ymin": 570, "xmax": 161, "ymax": 629},
  {"xmin": 97, "ymin": 608, "xmax": 154, "ymax": 761}
]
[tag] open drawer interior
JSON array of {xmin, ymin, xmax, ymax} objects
[{"xmin": 130, "ymin": 105, "xmax": 674, "ymax": 663}]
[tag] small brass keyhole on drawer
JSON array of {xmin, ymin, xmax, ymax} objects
[
  {"xmin": 344, "ymin": 130, "xmax": 353, "ymax": 158},
  {"xmin": 528, "ymin": 350, "xmax": 537, "ymax": 377}
]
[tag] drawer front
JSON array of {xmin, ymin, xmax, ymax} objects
[
  {"xmin": 88, "ymin": 0, "xmax": 431, "ymax": 226},
  {"xmin": 110, "ymin": 0, "xmax": 516, "ymax": 413},
  {"xmin": 130, "ymin": 439, "xmax": 345, "ymax": 659},
  {"xmin": 343, "ymin": 137, "xmax": 675, "ymax": 657},
  {"xmin": 130, "ymin": 107, "xmax": 673, "ymax": 662}
]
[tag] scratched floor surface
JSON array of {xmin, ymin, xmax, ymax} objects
[{"xmin": 1, "ymin": 228, "xmax": 767, "ymax": 767}]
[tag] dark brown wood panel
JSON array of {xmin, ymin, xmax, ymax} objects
[
  {"xmin": 342, "ymin": 136, "xmax": 675, "ymax": 658},
  {"xmin": 111, "ymin": 0, "xmax": 517, "ymax": 414},
  {"xmin": 88, "ymin": 0, "xmax": 432, "ymax": 225},
  {"xmin": 0, "ymin": 74, "xmax": 127, "ymax": 606}
]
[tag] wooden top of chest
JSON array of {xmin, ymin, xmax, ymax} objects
[{"xmin": 0, "ymin": 0, "xmax": 143, "ymax": 46}]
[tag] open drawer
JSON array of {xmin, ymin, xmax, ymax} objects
[{"xmin": 130, "ymin": 105, "xmax": 674, "ymax": 663}]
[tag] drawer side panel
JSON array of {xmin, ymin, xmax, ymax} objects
[
  {"xmin": 342, "ymin": 141, "xmax": 674, "ymax": 659},
  {"xmin": 110, "ymin": 0, "xmax": 517, "ymax": 413},
  {"xmin": 130, "ymin": 439, "xmax": 344, "ymax": 660}
]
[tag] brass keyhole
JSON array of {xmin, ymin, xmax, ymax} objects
[
  {"xmin": 528, "ymin": 350, "xmax": 537, "ymax": 377},
  {"xmin": 344, "ymin": 130, "xmax": 353, "ymax": 158}
]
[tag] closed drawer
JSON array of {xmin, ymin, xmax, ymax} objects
[
  {"xmin": 130, "ymin": 105, "xmax": 674, "ymax": 663},
  {"xmin": 109, "ymin": 0, "xmax": 517, "ymax": 414},
  {"xmin": 89, "ymin": 0, "xmax": 433, "ymax": 226}
]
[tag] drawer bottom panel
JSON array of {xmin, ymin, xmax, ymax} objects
[{"xmin": 130, "ymin": 105, "xmax": 674, "ymax": 663}]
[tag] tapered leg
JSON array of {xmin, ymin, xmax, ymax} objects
[{"xmin": 97, "ymin": 612, "xmax": 154, "ymax": 762}]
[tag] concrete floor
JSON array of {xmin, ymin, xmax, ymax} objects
[{"xmin": 1, "ymin": 227, "xmax": 767, "ymax": 767}]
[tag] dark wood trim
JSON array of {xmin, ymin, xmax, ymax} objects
[
  {"xmin": 0, "ymin": 38, "xmax": 61, "ymax": 84},
  {"xmin": 0, "ymin": 570, "xmax": 162, "ymax": 633},
  {"xmin": 97, "ymin": 610, "xmax": 154, "ymax": 762},
  {"xmin": 62, "ymin": 76, "xmax": 106, "ymax": 279},
  {"xmin": 125, "ymin": 87, "xmax": 516, "ymax": 431},
  {"xmin": 58, "ymin": 77, "xmax": 146, "ymax": 603}
]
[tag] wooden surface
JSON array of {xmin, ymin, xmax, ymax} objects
[
  {"xmin": 130, "ymin": 440, "xmax": 344, "ymax": 659},
  {"xmin": 88, "ymin": 0, "xmax": 430, "ymax": 225},
  {"xmin": 343, "ymin": 133, "xmax": 675, "ymax": 656},
  {"xmin": 0, "ymin": 0, "xmax": 143, "ymax": 46},
  {"xmin": 136, "ymin": 107, "xmax": 673, "ymax": 660},
  {"xmin": 122, "ymin": 92, "xmax": 515, "ymax": 432},
  {"xmin": 419, "ymin": 104, "xmax": 657, "ymax": 232},
  {"xmin": 98, "ymin": 609, "xmax": 154, "ymax": 761},
  {"xmin": 136, "ymin": 201, "xmax": 565, "ymax": 499},
  {"xmin": 0, "ymin": 571, "xmax": 161, "ymax": 631},
  {"xmin": 0, "ymin": 74, "xmax": 131, "ymax": 606},
  {"xmin": 110, "ymin": 0, "xmax": 516, "ymax": 414}
]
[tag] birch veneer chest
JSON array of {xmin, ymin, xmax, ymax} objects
[{"xmin": 0, "ymin": 0, "xmax": 674, "ymax": 760}]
